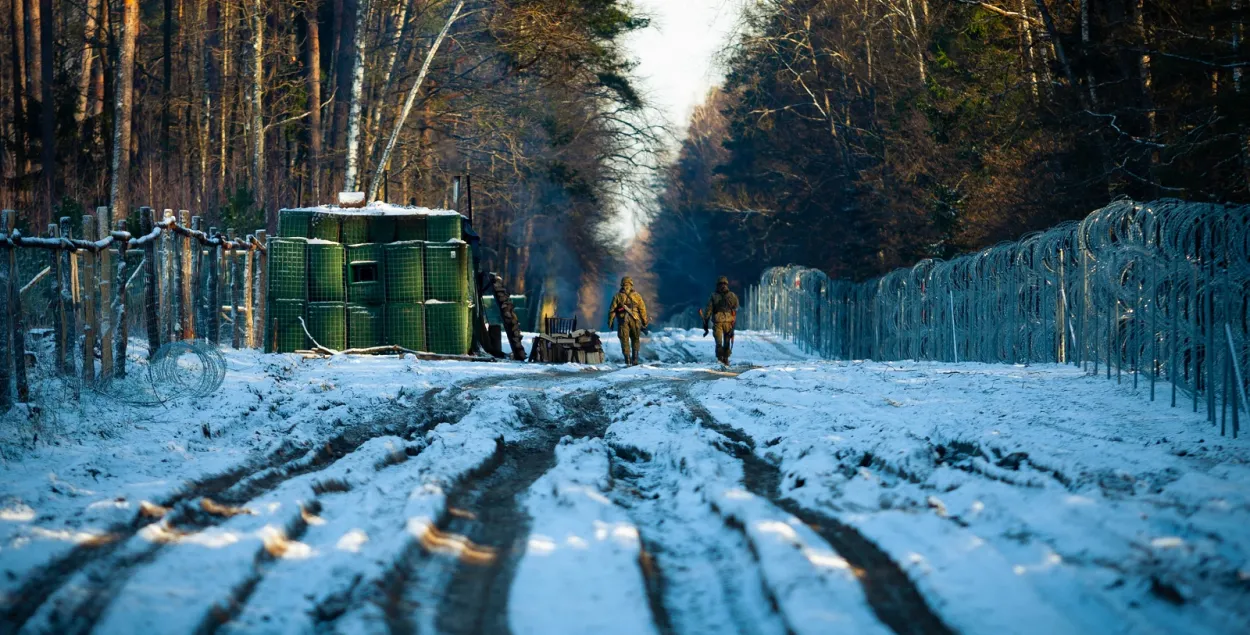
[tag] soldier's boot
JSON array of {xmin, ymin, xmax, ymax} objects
[{"xmin": 631, "ymin": 352, "xmax": 639, "ymax": 366}]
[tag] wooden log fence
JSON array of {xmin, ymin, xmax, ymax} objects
[{"xmin": 0, "ymin": 207, "xmax": 268, "ymax": 409}]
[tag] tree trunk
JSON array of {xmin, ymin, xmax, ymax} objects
[
  {"xmin": 332, "ymin": 0, "xmax": 357, "ymax": 187},
  {"xmin": 365, "ymin": 0, "xmax": 412, "ymax": 170},
  {"xmin": 251, "ymin": 0, "xmax": 266, "ymax": 219},
  {"xmin": 39, "ymin": 0, "xmax": 54, "ymax": 221},
  {"xmin": 343, "ymin": 0, "xmax": 370, "ymax": 191},
  {"xmin": 1132, "ymin": 0, "xmax": 1158, "ymax": 192},
  {"xmin": 9, "ymin": 0, "xmax": 27, "ymax": 175},
  {"xmin": 110, "ymin": 0, "xmax": 140, "ymax": 219},
  {"xmin": 162, "ymin": 0, "xmax": 174, "ymax": 164},
  {"xmin": 368, "ymin": 0, "xmax": 465, "ymax": 202},
  {"xmin": 76, "ymin": 0, "xmax": 103, "ymax": 124},
  {"xmin": 304, "ymin": 2, "xmax": 323, "ymax": 203},
  {"xmin": 203, "ymin": 0, "xmax": 220, "ymax": 209},
  {"xmin": 25, "ymin": 0, "xmax": 40, "ymax": 102}
]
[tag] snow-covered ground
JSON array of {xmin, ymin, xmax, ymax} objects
[{"xmin": 1, "ymin": 329, "xmax": 1246, "ymax": 634}]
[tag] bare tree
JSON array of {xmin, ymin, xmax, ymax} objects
[
  {"xmin": 110, "ymin": 0, "xmax": 140, "ymax": 218},
  {"xmin": 343, "ymin": 0, "xmax": 371, "ymax": 191}
]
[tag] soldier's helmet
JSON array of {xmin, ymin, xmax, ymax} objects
[
  {"xmin": 621, "ymin": 276, "xmax": 634, "ymax": 290},
  {"xmin": 717, "ymin": 276, "xmax": 729, "ymax": 287}
]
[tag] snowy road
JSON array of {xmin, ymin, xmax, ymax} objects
[{"xmin": 1, "ymin": 330, "xmax": 1248, "ymax": 634}]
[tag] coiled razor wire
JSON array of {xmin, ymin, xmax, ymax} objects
[
  {"xmin": 743, "ymin": 199, "xmax": 1250, "ymax": 437},
  {"xmin": 89, "ymin": 341, "xmax": 227, "ymax": 405}
]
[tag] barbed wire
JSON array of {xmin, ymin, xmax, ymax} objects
[
  {"xmin": 88, "ymin": 340, "xmax": 227, "ymax": 406},
  {"xmin": 744, "ymin": 199, "xmax": 1249, "ymax": 436}
]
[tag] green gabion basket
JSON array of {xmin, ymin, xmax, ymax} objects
[
  {"xmin": 425, "ymin": 301, "xmax": 471, "ymax": 355},
  {"xmin": 347, "ymin": 244, "xmax": 386, "ymax": 305},
  {"xmin": 267, "ymin": 299, "xmax": 308, "ymax": 353},
  {"xmin": 384, "ymin": 242, "xmax": 425, "ymax": 303},
  {"xmin": 309, "ymin": 213, "xmax": 342, "ymax": 242},
  {"xmin": 308, "ymin": 302, "xmax": 347, "ymax": 350},
  {"xmin": 369, "ymin": 216, "xmax": 397, "ymax": 243},
  {"xmin": 395, "ymin": 216, "xmax": 427, "ymax": 241},
  {"xmin": 423, "ymin": 243, "xmax": 469, "ymax": 302},
  {"xmin": 385, "ymin": 303, "xmax": 426, "ymax": 352},
  {"xmin": 426, "ymin": 214, "xmax": 461, "ymax": 242},
  {"xmin": 348, "ymin": 304, "xmax": 384, "ymax": 349},
  {"xmin": 341, "ymin": 215, "xmax": 369, "ymax": 244},
  {"xmin": 307, "ymin": 242, "xmax": 346, "ymax": 302},
  {"xmin": 277, "ymin": 209, "xmax": 314, "ymax": 238},
  {"xmin": 267, "ymin": 238, "xmax": 308, "ymax": 300}
]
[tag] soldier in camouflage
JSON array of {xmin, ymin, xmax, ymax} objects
[
  {"xmin": 703, "ymin": 276, "xmax": 739, "ymax": 365},
  {"xmin": 608, "ymin": 276, "xmax": 649, "ymax": 366}
]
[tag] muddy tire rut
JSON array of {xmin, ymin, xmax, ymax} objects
[
  {"xmin": 1, "ymin": 375, "xmax": 514, "ymax": 635},
  {"xmin": 677, "ymin": 386, "xmax": 955, "ymax": 635}
]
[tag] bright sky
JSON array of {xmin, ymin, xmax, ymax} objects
[
  {"xmin": 625, "ymin": 0, "xmax": 741, "ymax": 138},
  {"xmin": 614, "ymin": 0, "xmax": 742, "ymax": 239}
]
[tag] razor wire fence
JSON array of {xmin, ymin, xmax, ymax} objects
[
  {"xmin": 0, "ymin": 206, "xmax": 267, "ymax": 411},
  {"xmin": 742, "ymin": 199, "xmax": 1249, "ymax": 438}
]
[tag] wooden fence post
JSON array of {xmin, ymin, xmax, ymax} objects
[
  {"xmin": 3, "ymin": 210, "xmax": 29, "ymax": 401},
  {"xmin": 81, "ymin": 215, "xmax": 97, "ymax": 383},
  {"xmin": 228, "ymin": 229, "xmax": 240, "ymax": 349},
  {"xmin": 60, "ymin": 217, "xmax": 78, "ymax": 377},
  {"xmin": 141, "ymin": 207, "xmax": 161, "ymax": 357},
  {"xmin": 98, "ymin": 207, "xmax": 114, "ymax": 379},
  {"xmin": 254, "ymin": 230, "xmax": 267, "ymax": 350},
  {"xmin": 48, "ymin": 224, "xmax": 66, "ymax": 373},
  {"xmin": 0, "ymin": 210, "xmax": 12, "ymax": 410},
  {"xmin": 207, "ymin": 226, "xmax": 220, "ymax": 345},
  {"xmin": 114, "ymin": 218, "xmax": 130, "ymax": 378},
  {"xmin": 161, "ymin": 209, "xmax": 175, "ymax": 343},
  {"xmin": 244, "ymin": 235, "xmax": 255, "ymax": 348},
  {"xmin": 190, "ymin": 215, "xmax": 203, "ymax": 339},
  {"xmin": 179, "ymin": 211, "xmax": 193, "ymax": 340}
]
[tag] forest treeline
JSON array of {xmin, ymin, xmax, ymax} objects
[
  {"xmin": 0, "ymin": 0, "xmax": 656, "ymax": 295},
  {"xmin": 646, "ymin": 0, "xmax": 1250, "ymax": 322}
]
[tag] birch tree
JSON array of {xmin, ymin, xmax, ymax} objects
[{"xmin": 109, "ymin": 0, "xmax": 139, "ymax": 218}]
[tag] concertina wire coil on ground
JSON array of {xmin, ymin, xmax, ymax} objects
[{"xmin": 742, "ymin": 199, "xmax": 1249, "ymax": 437}]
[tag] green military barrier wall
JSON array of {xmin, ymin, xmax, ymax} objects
[
  {"xmin": 347, "ymin": 244, "xmax": 386, "ymax": 304},
  {"xmin": 369, "ymin": 216, "xmax": 397, "ymax": 243},
  {"xmin": 309, "ymin": 213, "xmax": 341, "ymax": 242},
  {"xmin": 307, "ymin": 242, "xmax": 346, "ymax": 301},
  {"xmin": 384, "ymin": 242, "xmax": 425, "ymax": 303},
  {"xmin": 425, "ymin": 301, "xmax": 470, "ymax": 355},
  {"xmin": 348, "ymin": 304, "xmax": 384, "ymax": 349},
  {"xmin": 308, "ymin": 302, "xmax": 347, "ymax": 350},
  {"xmin": 424, "ymin": 243, "xmax": 468, "ymax": 302},
  {"xmin": 426, "ymin": 215, "xmax": 461, "ymax": 242},
  {"xmin": 277, "ymin": 210, "xmax": 313, "ymax": 238},
  {"xmin": 268, "ymin": 238, "xmax": 308, "ymax": 300},
  {"xmin": 341, "ymin": 215, "xmax": 369, "ymax": 244},
  {"xmin": 267, "ymin": 299, "xmax": 308, "ymax": 353},
  {"xmin": 386, "ymin": 303, "xmax": 426, "ymax": 352},
  {"xmin": 395, "ymin": 216, "xmax": 426, "ymax": 241}
]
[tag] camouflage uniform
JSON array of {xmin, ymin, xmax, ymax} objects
[
  {"xmin": 608, "ymin": 277, "xmax": 649, "ymax": 365},
  {"xmin": 704, "ymin": 276, "xmax": 739, "ymax": 365}
]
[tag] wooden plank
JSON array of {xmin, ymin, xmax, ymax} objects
[
  {"xmin": 81, "ymin": 215, "xmax": 97, "ymax": 383},
  {"xmin": 161, "ymin": 209, "xmax": 175, "ymax": 342},
  {"xmin": 141, "ymin": 207, "xmax": 161, "ymax": 357},
  {"xmin": 98, "ymin": 207, "xmax": 113, "ymax": 378},
  {"xmin": 3, "ymin": 210, "xmax": 29, "ymax": 401}
]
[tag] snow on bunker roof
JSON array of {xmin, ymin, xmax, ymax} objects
[{"xmin": 282, "ymin": 202, "xmax": 464, "ymax": 217}]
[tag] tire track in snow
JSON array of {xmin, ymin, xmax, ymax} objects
[
  {"xmin": 6, "ymin": 375, "xmax": 511, "ymax": 635},
  {"xmin": 676, "ymin": 385, "xmax": 955, "ymax": 635}
]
